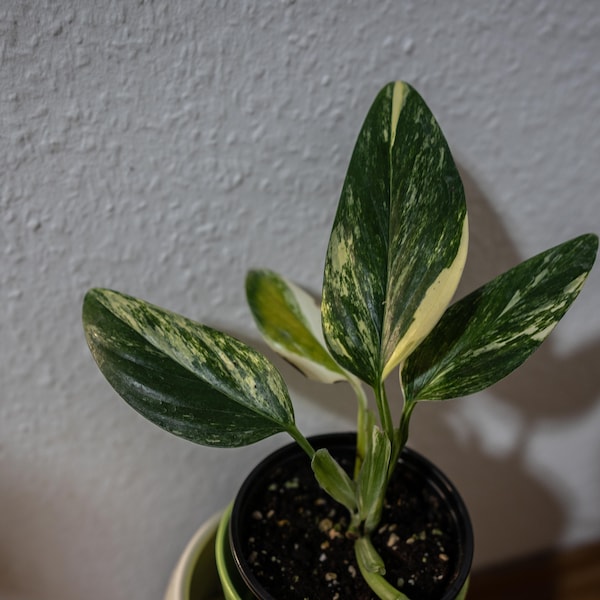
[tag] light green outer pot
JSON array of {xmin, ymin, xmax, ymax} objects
[
  {"xmin": 215, "ymin": 503, "xmax": 247, "ymax": 600},
  {"xmin": 163, "ymin": 511, "xmax": 225, "ymax": 600},
  {"xmin": 456, "ymin": 578, "xmax": 470, "ymax": 600}
]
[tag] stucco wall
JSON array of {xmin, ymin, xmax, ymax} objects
[{"xmin": 1, "ymin": 2, "xmax": 599, "ymax": 599}]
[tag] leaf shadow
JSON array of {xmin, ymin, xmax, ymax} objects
[{"xmin": 413, "ymin": 164, "xmax": 600, "ymax": 572}]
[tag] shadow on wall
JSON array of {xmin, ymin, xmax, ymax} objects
[
  {"xmin": 449, "ymin": 166, "xmax": 600, "ymax": 564},
  {"xmin": 268, "ymin": 165, "xmax": 600, "ymax": 578}
]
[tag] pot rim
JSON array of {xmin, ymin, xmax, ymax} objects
[{"xmin": 230, "ymin": 432, "xmax": 474, "ymax": 600}]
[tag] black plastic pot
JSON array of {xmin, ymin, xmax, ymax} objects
[{"xmin": 229, "ymin": 433, "xmax": 473, "ymax": 600}]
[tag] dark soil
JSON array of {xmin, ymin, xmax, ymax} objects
[{"xmin": 240, "ymin": 452, "xmax": 462, "ymax": 600}]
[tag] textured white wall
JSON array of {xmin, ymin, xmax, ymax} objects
[{"xmin": 1, "ymin": 1, "xmax": 599, "ymax": 598}]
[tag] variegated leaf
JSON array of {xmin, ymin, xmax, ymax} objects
[
  {"xmin": 311, "ymin": 449, "xmax": 357, "ymax": 513},
  {"xmin": 83, "ymin": 288, "xmax": 295, "ymax": 447},
  {"xmin": 322, "ymin": 81, "xmax": 468, "ymax": 386},
  {"xmin": 402, "ymin": 234, "xmax": 598, "ymax": 401},
  {"xmin": 246, "ymin": 269, "xmax": 348, "ymax": 383}
]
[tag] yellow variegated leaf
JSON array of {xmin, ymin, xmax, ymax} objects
[
  {"xmin": 322, "ymin": 81, "xmax": 468, "ymax": 386},
  {"xmin": 382, "ymin": 216, "xmax": 468, "ymax": 379},
  {"xmin": 246, "ymin": 269, "xmax": 350, "ymax": 384}
]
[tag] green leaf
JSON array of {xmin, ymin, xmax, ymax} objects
[
  {"xmin": 246, "ymin": 269, "xmax": 348, "ymax": 383},
  {"xmin": 402, "ymin": 234, "xmax": 598, "ymax": 401},
  {"xmin": 311, "ymin": 448, "xmax": 357, "ymax": 513},
  {"xmin": 357, "ymin": 426, "xmax": 392, "ymax": 533},
  {"xmin": 322, "ymin": 81, "xmax": 468, "ymax": 386},
  {"xmin": 83, "ymin": 288, "xmax": 295, "ymax": 447}
]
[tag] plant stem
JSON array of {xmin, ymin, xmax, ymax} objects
[
  {"xmin": 350, "ymin": 377, "xmax": 369, "ymax": 478},
  {"xmin": 287, "ymin": 424, "xmax": 316, "ymax": 459},
  {"xmin": 355, "ymin": 536, "xmax": 412, "ymax": 600},
  {"xmin": 389, "ymin": 399, "xmax": 416, "ymax": 480},
  {"xmin": 375, "ymin": 379, "xmax": 394, "ymax": 445},
  {"xmin": 397, "ymin": 398, "xmax": 416, "ymax": 449}
]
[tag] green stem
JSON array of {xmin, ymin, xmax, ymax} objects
[
  {"xmin": 397, "ymin": 398, "xmax": 416, "ymax": 449},
  {"xmin": 349, "ymin": 377, "xmax": 369, "ymax": 478},
  {"xmin": 375, "ymin": 379, "xmax": 394, "ymax": 445},
  {"xmin": 389, "ymin": 399, "xmax": 416, "ymax": 480},
  {"xmin": 355, "ymin": 536, "xmax": 412, "ymax": 600},
  {"xmin": 287, "ymin": 424, "xmax": 316, "ymax": 459}
]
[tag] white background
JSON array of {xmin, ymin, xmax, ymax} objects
[{"xmin": 1, "ymin": 1, "xmax": 599, "ymax": 599}]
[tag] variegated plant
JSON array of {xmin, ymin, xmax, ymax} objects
[{"xmin": 83, "ymin": 82, "xmax": 597, "ymax": 600}]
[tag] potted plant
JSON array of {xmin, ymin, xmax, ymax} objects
[{"xmin": 82, "ymin": 81, "xmax": 597, "ymax": 600}]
